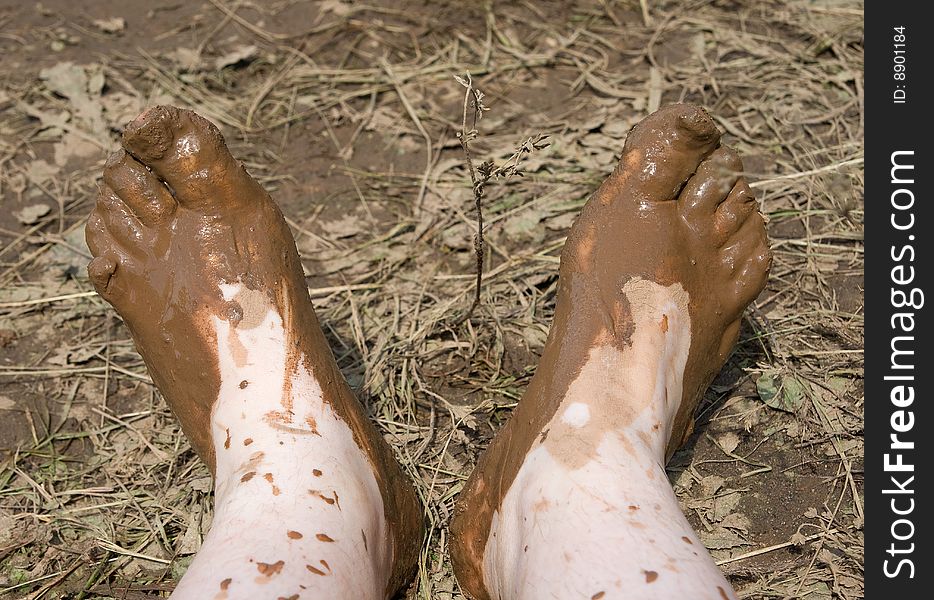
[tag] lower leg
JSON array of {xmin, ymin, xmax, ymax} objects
[
  {"xmin": 483, "ymin": 280, "xmax": 733, "ymax": 600},
  {"xmin": 170, "ymin": 283, "xmax": 390, "ymax": 599}
]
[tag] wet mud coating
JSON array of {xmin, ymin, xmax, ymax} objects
[
  {"xmin": 449, "ymin": 104, "xmax": 771, "ymax": 599},
  {"xmin": 85, "ymin": 106, "xmax": 422, "ymax": 598}
]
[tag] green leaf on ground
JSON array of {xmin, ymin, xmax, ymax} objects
[{"xmin": 757, "ymin": 372, "xmax": 808, "ymax": 413}]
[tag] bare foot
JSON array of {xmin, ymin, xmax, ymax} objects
[
  {"xmin": 86, "ymin": 106, "xmax": 422, "ymax": 599},
  {"xmin": 449, "ymin": 104, "xmax": 770, "ymax": 600}
]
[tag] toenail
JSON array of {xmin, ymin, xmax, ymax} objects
[
  {"xmin": 123, "ymin": 107, "xmax": 174, "ymax": 158},
  {"xmin": 130, "ymin": 106, "xmax": 157, "ymax": 126},
  {"xmin": 677, "ymin": 111, "xmax": 717, "ymax": 141}
]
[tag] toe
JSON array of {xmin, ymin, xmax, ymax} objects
[
  {"xmin": 714, "ymin": 179, "xmax": 758, "ymax": 243},
  {"xmin": 96, "ymin": 185, "xmax": 149, "ymax": 249},
  {"xmin": 121, "ymin": 105, "xmax": 254, "ymax": 211},
  {"xmin": 613, "ymin": 104, "xmax": 721, "ymax": 201},
  {"xmin": 103, "ymin": 150, "xmax": 176, "ymax": 225},
  {"xmin": 679, "ymin": 146, "xmax": 743, "ymax": 218},
  {"xmin": 719, "ymin": 212, "xmax": 770, "ymax": 309},
  {"xmin": 731, "ymin": 237, "xmax": 772, "ymax": 308},
  {"xmin": 720, "ymin": 212, "xmax": 766, "ymax": 274},
  {"xmin": 88, "ymin": 255, "xmax": 118, "ymax": 296},
  {"xmin": 85, "ymin": 211, "xmax": 109, "ymax": 257}
]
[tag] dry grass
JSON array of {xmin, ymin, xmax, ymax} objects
[{"xmin": 1, "ymin": 0, "xmax": 863, "ymax": 598}]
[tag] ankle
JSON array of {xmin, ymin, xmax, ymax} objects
[{"xmin": 184, "ymin": 431, "xmax": 392, "ymax": 599}]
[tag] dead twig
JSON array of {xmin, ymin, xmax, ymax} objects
[{"xmin": 451, "ymin": 73, "xmax": 548, "ymax": 326}]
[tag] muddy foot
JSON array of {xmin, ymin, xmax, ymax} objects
[
  {"xmin": 449, "ymin": 104, "xmax": 770, "ymax": 600},
  {"xmin": 86, "ymin": 106, "xmax": 421, "ymax": 598}
]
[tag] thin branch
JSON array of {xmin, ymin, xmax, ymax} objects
[
  {"xmin": 450, "ymin": 73, "xmax": 547, "ymax": 326},
  {"xmin": 452, "ymin": 73, "xmax": 489, "ymax": 325}
]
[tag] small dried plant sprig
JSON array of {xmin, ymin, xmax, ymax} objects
[{"xmin": 452, "ymin": 73, "xmax": 549, "ymax": 327}]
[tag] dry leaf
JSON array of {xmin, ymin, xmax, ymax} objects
[
  {"xmin": 13, "ymin": 203, "xmax": 51, "ymax": 225},
  {"xmin": 190, "ymin": 476, "xmax": 213, "ymax": 492},
  {"xmin": 47, "ymin": 226, "xmax": 92, "ymax": 276},
  {"xmin": 38, "ymin": 62, "xmax": 108, "ymax": 143},
  {"xmin": 673, "ymin": 469, "xmax": 695, "ymax": 492},
  {"xmin": 698, "ymin": 524, "xmax": 750, "ymax": 550},
  {"xmin": 716, "ymin": 431, "xmax": 741, "ymax": 455},
  {"xmin": 93, "ymin": 17, "xmax": 126, "ymax": 33},
  {"xmin": 503, "ymin": 207, "xmax": 548, "ymax": 243},
  {"xmin": 54, "ymin": 130, "xmax": 99, "ymax": 166},
  {"xmin": 712, "ymin": 491, "xmax": 742, "ymax": 522},
  {"xmin": 602, "ymin": 118, "xmax": 635, "ymax": 138},
  {"xmin": 18, "ymin": 101, "xmax": 70, "ymax": 132},
  {"xmin": 100, "ymin": 91, "xmax": 144, "ymax": 128},
  {"xmin": 177, "ymin": 508, "xmax": 204, "ymax": 555},
  {"xmin": 319, "ymin": 0, "xmax": 354, "ymax": 16},
  {"xmin": 700, "ymin": 474, "xmax": 724, "ymax": 497},
  {"xmin": 719, "ymin": 512, "xmax": 751, "ymax": 533},
  {"xmin": 321, "ymin": 214, "xmax": 363, "ymax": 240},
  {"xmin": 167, "ymin": 48, "xmax": 203, "ymax": 72},
  {"xmin": 215, "ymin": 45, "xmax": 259, "ymax": 70}
]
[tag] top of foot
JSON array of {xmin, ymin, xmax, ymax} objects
[
  {"xmin": 86, "ymin": 106, "xmax": 422, "ymax": 597},
  {"xmin": 87, "ymin": 106, "xmax": 296, "ymax": 463},
  {"xmin": 537, "ymin": 103, "xmax": 770, "ymax": 456},
  {"xmin": 450, "ymin": 103, "xmax": 771, "ymax": 600}
]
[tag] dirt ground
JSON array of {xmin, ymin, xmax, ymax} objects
[{"xmin": 0, "ymin": 0, "xmax": 863, "ymax": 598}]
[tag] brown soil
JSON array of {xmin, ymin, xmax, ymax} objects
[{"xmin": 0, "ymin": 1, "xmax": 863, "ymax": 598}]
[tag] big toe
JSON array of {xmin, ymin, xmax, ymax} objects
[
  {"xmin": 121, "ymin": 106, "xmax": 255, "ymax": 211},
  {"xmin": 612, "ymin": 104, "xmax": 721, "ymax": 201}
]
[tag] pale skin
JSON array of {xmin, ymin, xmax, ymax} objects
[
  {"xmin": 482, "ymin": 279, "xmax": 732, "ymax": 600},
  {"xmin": 86, "ymin": 104, "xmax": 770, "ymax": 599}
]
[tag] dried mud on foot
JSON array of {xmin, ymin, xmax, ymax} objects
[{"xmin": 0, "ymin": 1, "xmax": 863, "ymax": 598}]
